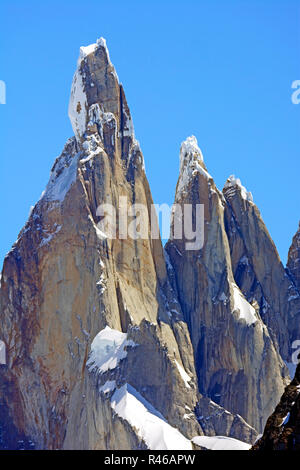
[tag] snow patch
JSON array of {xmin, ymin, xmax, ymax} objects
[
  {"xmin": 87, "ymin": 326, "xmax": 136, "ymax": 374},
  {"xmin": 111, "ymin": 384, "xmax": 192, "ymax": 450},
  {"xmin": 68, "ymin": 67, "xmax": 88, "ymax": 141},
  {"xmin": 45, "ymin": 152, "xmax": 79, "ymax": 203},
  {"xmin": 232, "ymin": 283, "xmax": 257, "ymax": 325},
  {"xmin": 281, "ymin": 412, "xmax": 290, "ymax": 426},
  {"xmin": 192, "ymin": 435, "xmax": 251, "ymax": 450},
  {"xmin": 122, "ymin": 104, "xmax": 135, "ymax": 139},
  {"xmin": 87, "ymin": 103, "xmax": 116, "ymax": 142},
  {"xmin": 174, "ymin": 360, "xmax": 191, "ymax": 389},
  {"xmin": 183, "ymin": 413, "xmax": 194, "ymax": 420},
  {"xmin": 99, "ymin": 380, "xmax": 117, "ymax": 395},
  {"xmin": 40, "ymin": 225, "xmax": 62, "ymax": 247}
]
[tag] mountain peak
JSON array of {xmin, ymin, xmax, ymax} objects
[
  {"xmin": 176, "ymin": 136, "xmax": 212, "ymax": 197},
  {"xmin": 180, "ymin": 136, "xmax": 203, "ymax": 171},
  {"xmin": 78, "ymin": 37, "xmax": 111, "ymax": 65},
  {"xmin": 223, "ymin": 175, "xmax": 253, "ymax": 203},
  {"xmin": 68, "ymin": 37, "xmax": 120, "ymax": 142}
]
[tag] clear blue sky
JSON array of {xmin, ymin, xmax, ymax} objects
[{"xmin": 0, "ymin": 0, "xmax": 299, "ymax": 267}]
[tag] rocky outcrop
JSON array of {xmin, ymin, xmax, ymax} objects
[
  {"xmin": 196, "ymin": 396, "xmax": 258, "ymax": 444},
  {"xmin": 165, "ymin": 137, "xmax": 288, "ymax": 433},
  {"xmin": 223, "ymin": 177, "xmax": 300, "ymax": 361},
  {"xmin": 252, "ymin": 362, "xmax": 300, "ymax": 450}
]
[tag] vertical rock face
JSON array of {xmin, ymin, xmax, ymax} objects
[
  {"xmin": 0, "ymin": 39, "xmax": 202, "ymax": 450},
  {"xmin": 0, "ymin": 38, "xmax": 297, "ymax": 450},
  {"xmin": 288, "ymin": 223, "xmax": 300, "ymax": 290},
  {"xmin": 223, "ymin": 177, "xmax": 300, "ymax": 360},
  {"xmin": 165, "ymin": 137, "xmax": 288, "ymax": 432}
]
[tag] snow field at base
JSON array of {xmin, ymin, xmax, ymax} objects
[
  {"xmin": 91, "ymin": 330, "xmax": 252, "ymax": 451},
  {"xmin": 111, "ymin": 383, "xmax": 193, "ymax": 450},
  {"xmin": 192, "ymin": 435, "xmax": 251, "ymax": 450}
]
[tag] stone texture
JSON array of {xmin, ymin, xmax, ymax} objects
[
  {"xmin": 165, "ymin": 140, "xmax": 288, "ymax": 433},
  {"xmin": 196, "ymin": 396, "xmax": 258, "ymax": 444},
  {"xmin": 223, "ymin": 179, "xmax": 300, "ymax": 361},
  {"xmin": 287, "ymin": 222, "xmax": 300, "ymax": 290},
  {"xmin": 0, "ymin": 39, "xmax": 202, "ymax": 449},
  {"xmin": 0, "ymin": 38, "xmax": 296, "ymax": 450},
  {"xmin": 253, "ymin": 363, "xmax": 300, "ymax": 451}
]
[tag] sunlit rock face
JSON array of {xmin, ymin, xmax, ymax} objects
[
  {"xmin": 165, "ymin": 138, "xmax": 288, "ymax": 433},
  {"xmin": 0, "ymin": 38, "xmax": 203, "ymax": 450},
  {"xmin": 0, "ymin": 38, "xmax": 296, "ymax": 450},
  {"xmin": 223, "ymin": 179, "xmax": 300, "ymax": 362}
]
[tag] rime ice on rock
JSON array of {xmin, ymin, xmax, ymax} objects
[
  {"xmin": 224, "ymin": 175, "xmax": 253, "ymax": 203},
  {"xmin": 68, "ymin": 38, "xmax": 119, "ymax": 142},
  {"xmin": 177, "ymin": 136, "xmax": 212, "ymax": 197}
]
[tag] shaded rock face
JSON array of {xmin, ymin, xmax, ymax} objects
[
  {"xmin": 223, "ymin": 179, "xmax": 300, "ymax": 361},
  {"xmin": 165, "ymin": 141, "xmax": 288, "ymax": 433},
  {"xmin": 253, "ymin": 363, "xmax": 300, "ymax": 451}
]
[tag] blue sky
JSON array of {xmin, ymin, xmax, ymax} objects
[{"xmin": 0, "ymin": 0, "xmax": 299, "ymax": 267}]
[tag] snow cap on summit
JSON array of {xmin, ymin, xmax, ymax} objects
[
  {"xmin": 180, "ymin": 136, "xmax": 203, "ymax": 172},
  {"xmin": 68, "ymin": 37, "xmax": 119, "ymax": 142},
  {"xmin": 78, "ymin": 37, "xmax": 111, "ymax": 65},
  {"xmin": 224, "ymin": 175, "xmax": 253, "ymax": 203},
  {"xmin": 176, "ymin": 136, "xmax": 212, "ymax": 197}
]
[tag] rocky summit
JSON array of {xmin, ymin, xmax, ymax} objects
[{"xmin": 0, "ymin": 38, "xmax": 299, "ymax": 450}]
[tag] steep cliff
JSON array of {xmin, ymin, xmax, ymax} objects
[
  {"xmin": 165, "ymin": 137, "xmax": 288, "ymax": 433},
  {"xmin": 223, "ymin": 177, "xmax": 300, "ymax": 361},
  {"xmin": 0, "ymin": 38, "xmax": 202, "ymax": 450},
  {"xmin": 0, "ymin": 37, "xmax": 296, "ymax": 450}
]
